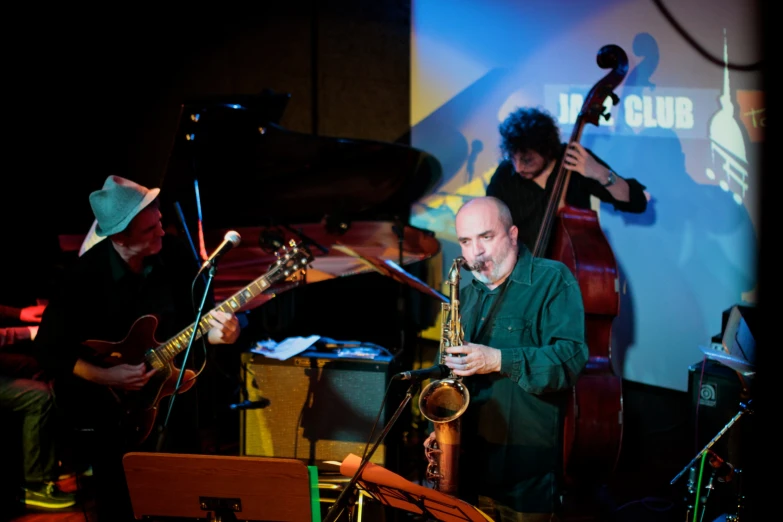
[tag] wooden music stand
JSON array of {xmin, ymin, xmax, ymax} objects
[
  {"xmin": 337, "ymin": 453, "xmax": 493, "ymax": 522},
  {"xmin": 123, "ymin": 452, "xmax": 319, "ymax": 522}
]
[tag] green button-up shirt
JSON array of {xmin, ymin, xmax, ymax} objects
[{"xmin": 457, "ymin": 246, "xmax": 588, "ymax": 513}]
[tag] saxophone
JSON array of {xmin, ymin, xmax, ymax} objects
[{"xmin": 419, "ymin": 256, "xmax": 472, "ymax": 496}]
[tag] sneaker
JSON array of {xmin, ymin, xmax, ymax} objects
[{"xmin": 21, "ymin": 482, "xmax": 76, "ymax": 509}]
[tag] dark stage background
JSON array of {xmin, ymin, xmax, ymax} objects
[{"xmin": 1, "ymin": 2, "xmax": 773, "ymax": 520}]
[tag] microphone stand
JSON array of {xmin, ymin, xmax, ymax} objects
[
  {"xmin": 323, "ymin": 378, "xmax": 422, "ymax": 522},
  {"xmin": 671, "ymin": 400, "xmax": 752, "ymax": 485},
  {"xmin": 671, "ymin": 400, "xmax": 752, "ymax": 522},
  {"xmin": 156, "ymin": 263, "xmax": 217, "ymax": 452}
]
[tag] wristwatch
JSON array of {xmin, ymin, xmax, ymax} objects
[{"xmin": 602, "ymin": 170, "xmax": 617, "ymax": 187}]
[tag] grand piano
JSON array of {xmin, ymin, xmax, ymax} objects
[
  {"xmin": 157, "ymin": 89, "xmax": 445, "ymax": 350},
  {"xmin": 146, "ymin": 91, "xmax": 445, "ymax": 475}
]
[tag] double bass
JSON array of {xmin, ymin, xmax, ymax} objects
[{"xmin": 532, "ymin": 44, "xmax": 628, "ymax": 484}]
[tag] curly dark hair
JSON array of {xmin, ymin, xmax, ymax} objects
[{"xmin": 498, "ymin": 107, "xmax": 562, "ymax": 161}]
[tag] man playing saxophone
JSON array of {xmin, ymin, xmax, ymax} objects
[{"xmin": 423, "ymin": 196, "xmax": 589, "ymax": 522}]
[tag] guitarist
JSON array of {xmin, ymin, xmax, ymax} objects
[
  {"xmin": 486, "ymin": 107, "xmax": 649, "ymax": 254},
  {"xmin": 34, "ymin": 175, "xmax": 241, "ymax": 522}
]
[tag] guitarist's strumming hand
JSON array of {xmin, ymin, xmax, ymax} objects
[
  {"xmin": 104, "ymin": 363, "xmax": 158, "ymax": 390},
  {"xmin": 206, "ymin": 311, "xmax": 241, "ymax": 345},
  {"xmin": 74, "ymin": 359, "xmax": 157, "ymax": 391}
]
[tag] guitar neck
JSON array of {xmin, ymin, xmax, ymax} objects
[{"xmin": 154, "ymin": 273, "xmax": 274, "ymax": 365}]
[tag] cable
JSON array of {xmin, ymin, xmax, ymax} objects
[
  {"xmin": 361, "ymin": 378, "xmax": 397, "ymax": 463},
  {"xmin": 613, "ymin": 496, "xmax": 674, "ymax": 513},
  {"xmin": 693, "ymin": 451, "xmax": 708, "ymax": 519},
  {"xmin": 694, "ymin": 355, "xmax": 707, "ymax": 453},
  {"xmin": 169, "ymin": 271, "xmax": 211, "ymax": 390},
  {"xmin": 651, "ymin": 0, "xmax": 763, "ymax": 71}
]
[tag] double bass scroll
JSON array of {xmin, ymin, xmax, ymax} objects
[{"xmin": 532, "ymin": 44, "xmax": 628, "ymax": 484}]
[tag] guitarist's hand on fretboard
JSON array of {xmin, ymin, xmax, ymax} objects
[{"xmin": 206, "ymin": 310, "xmax": 241, "ymax": 345}]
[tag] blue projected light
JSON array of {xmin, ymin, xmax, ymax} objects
[{"xmin": 411, "ymin": 0, "xmax": 761, "ymax": 392}]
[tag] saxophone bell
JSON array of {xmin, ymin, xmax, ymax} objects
[{"xmin": 419, "ymin": 379, "xmax": 470, "ymax": 422}]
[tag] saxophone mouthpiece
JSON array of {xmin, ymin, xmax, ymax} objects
[{"xmin": 457, "ymin": 257, "xmax": 480, "ymax": 271}]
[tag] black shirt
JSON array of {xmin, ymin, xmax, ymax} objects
[
  {"xmin": 486, "ymin": 144, "xmax": 648, "ymax": 253},
  {"xmin": 34, "ymin": 234, "xmax": 209, "ymax": 431}
]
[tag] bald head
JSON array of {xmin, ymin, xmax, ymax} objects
[{"xmin": 456, "ymin": 196, "xmax": 514, "ymax": 231}]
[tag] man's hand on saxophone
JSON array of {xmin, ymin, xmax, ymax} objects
[
  {"xmin": 421, "ymin": 340, "xmax": 502, "ymax": 480},
  {"xmin": 444, "ymin": 343, "xmax": 501, "ymax": 376}
]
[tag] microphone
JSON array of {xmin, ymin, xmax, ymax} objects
[
  {"xmin": 706, "ymin": 450, "xmax": 735, "ymax": 482},
  {"xmin": 394, "ymin": 364, "xmax": 450, "ymax": 381},
  {"xmin": 199, "ymin": 230, "xmax": 241, "ymax": 273},
  {"xmin": 228, "ymin": 398, "xmax": 270, "ymax": 411}
]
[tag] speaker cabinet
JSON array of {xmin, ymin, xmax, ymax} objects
[
  {"xmin": 240, "ymin": 350, "xmax": 394, "ymax": 471},
  {"xmin": 688, "ymin": 359, "xmax": 754, "ymax": 519},
  {"xmin": 688, "ymin": 359, "xmax": 752, "ymax": 466}
]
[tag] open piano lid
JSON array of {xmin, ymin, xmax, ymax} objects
[
  {"xmin": 159, "ymin": 90, "xmax": 442, "ymax": 227},
  {"xmin": 158, "ymin": 91, "xmax": 444, "ymax": 306}
]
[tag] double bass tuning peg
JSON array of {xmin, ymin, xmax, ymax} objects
[{"xmin": 601, "ymin": 92, "xmax": 621, "ymax": 121}]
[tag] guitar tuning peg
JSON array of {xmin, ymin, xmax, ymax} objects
[
  {"xmin": 602, "ymin": 112, "xmax": 611, "ymax": 122},
  {"xmin": 609, "ymin": 92, "xmax": 620, "ymax": 105}
]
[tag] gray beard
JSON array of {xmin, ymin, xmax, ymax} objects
[
  {"xmin": 472, "ymin": 261, "xmax": 501, "ymax": 285},
  {"xmin": 471, "ymin": 241, "xmax": 517, "ymax": 286},
  {"xmin": 473, "ymin": 272, "xmax": 491, "ymax": 284}
]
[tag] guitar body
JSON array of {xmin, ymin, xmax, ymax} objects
[
  {"xmin": 79, "ymin": 240, "xmax": 314, "ymax": 447},
  {"xmin": 550, "ymin": 205, "xmax": 623, "ymax": 483},
  {"xmin": 83, "ymin": 315, "xmax": 196, "ymax": 447}
]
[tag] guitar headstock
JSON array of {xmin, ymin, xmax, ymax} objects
[{"xmin": 268, "ymin": 239, "xmax": 314, "ymax": 284}]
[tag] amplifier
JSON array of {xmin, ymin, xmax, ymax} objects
[
  {"xmin": 239, "ymin": 350, "xmax": 394, "ymax": 471},
  {"xmin": 687, "ymin": 360, "xmax": 754, "ymax": 522},
  {"xmin": 688, "ymin": 359, "xmax": 751, "ymax": 461}
]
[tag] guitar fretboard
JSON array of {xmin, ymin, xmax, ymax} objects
[
  {"xmin": 151, "ymin": 244, "xmax": 310, "ymax": 365},
  {"xmin": 153, "ymin": 275, "xmax": 272, "ymax": 365}
]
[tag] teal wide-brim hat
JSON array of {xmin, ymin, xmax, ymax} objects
[{"xmin": 89, "ymin": 175, "xmax": 161, "ymax": 237}]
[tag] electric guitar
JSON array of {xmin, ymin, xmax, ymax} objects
[{"xmin": 83, "ymin": 239, "xmax": 314, "ymax": 446}]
